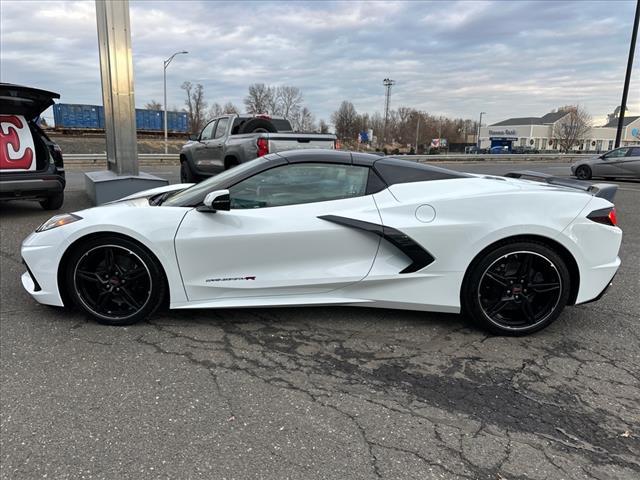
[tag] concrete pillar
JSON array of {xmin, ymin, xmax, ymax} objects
[{"xmin": 86, "ymin": 0, "xmax": 167, "ymax": 204}]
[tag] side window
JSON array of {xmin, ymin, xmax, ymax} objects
[
  {"xmin": 214, "ymin": 117, "xmax": 229, "ymax": 139},
  {"xmin": 604, "ymin": 148, "xmax": 629, "ymax": 159},
  {"xmin": 627, "ymin": 147, "xmax": 640, "ymax": 157},
  {"xmin": 200, "ymin": 121, "xmax": 216, "ymax": 141},
  {"xmin": 229, "ymin": 163, "xmax": 369, "ymax": 209}
]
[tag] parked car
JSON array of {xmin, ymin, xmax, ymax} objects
[
  {"xmin": 490, "ymin": 146, "xmax": 510, "ymax": 154},
  {"xmin": 465, "ymin": 146, "xmax": 488, "ymax": 154},
  {"xmin": 22, "ymin": 150, "xmax": 620, "ymax": 336},
  {"xmin": 571, "ymin": 146, "xmax": 640, "ymax": 180},
  {"xmin": 512, "ymin": 146, "xmax": 540, "ymax": 154},
  {"xmin": 179, "ymin": 114, "xmax": 336, "ymax": 182},
  {"xmin": 0, "ymin": 83, "xmax": 65, "ymax": 209}
]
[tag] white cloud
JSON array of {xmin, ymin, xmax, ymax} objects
[{"xmin": 0, "ymin": 0, "xmax": 637, "ymax": 125}]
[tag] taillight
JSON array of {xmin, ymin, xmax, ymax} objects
[
  {"xmin": 587, "ymin": 207, "xmax": 618, "ymax": 226},
  {"xmin": 256, "ymin": 138, "xmax": 269, "ymax": 157}
]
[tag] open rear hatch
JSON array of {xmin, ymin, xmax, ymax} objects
[
  {"xmin": 505, "ymin": 170, "xmax": 617, "ymax": 202},
  {"xmin": 1, "ymin": 83, "xmax": 61, "ymax": 173},
  {"xmin": 0, "ymin": 83, "xmax": 60, "ymax": 118}
]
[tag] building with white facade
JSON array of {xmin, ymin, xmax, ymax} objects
[{"xmin": 479, "ymin": 113, "xmax": 640, "ymax": 153}]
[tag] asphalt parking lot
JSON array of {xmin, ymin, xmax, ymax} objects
[{"xmin": 1, "ymin": 161, "xmax": 639, "ymax": 480}]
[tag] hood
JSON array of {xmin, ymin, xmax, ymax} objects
[
  {"xmin": 111, "ymin": 182, "xmax": 194, "ymax": 203},
  {"xmin": 0, "ymin": 83, "xmax": 60, "ymax": 119}
]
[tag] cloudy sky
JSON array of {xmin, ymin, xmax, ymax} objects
[{"xmin": 1, "ymin": 0, "xmax": 638, "ymax": 126}]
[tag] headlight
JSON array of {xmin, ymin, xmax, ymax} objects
[{"xmin": 36, "ymin": 213, "xmax": 82, "ymax": 232}]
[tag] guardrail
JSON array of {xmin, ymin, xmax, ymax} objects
[
  {"xmin": 62, "ymin": 152, "xmax": 588, "ymax": 167},
  {"xmin": 64, "ymin": 153, "xmax": 180, "ymax": 165}
]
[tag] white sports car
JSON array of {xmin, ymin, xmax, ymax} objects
[{"xmin": 21, "ymin": 150, "xmax": 621, "ymax": 335}]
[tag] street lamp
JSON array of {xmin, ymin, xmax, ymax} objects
[
  {"xmin": 477, "ymin": 112, "xmax": 486, "ymax": 151},
  {"xmin": 163, "ymin": 50, "xmax": 188, "ymax": 154}
]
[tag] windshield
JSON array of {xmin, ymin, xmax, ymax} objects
[{"xmin": 163, "ymin": 157, "xmax": 272, "ymax": 207}]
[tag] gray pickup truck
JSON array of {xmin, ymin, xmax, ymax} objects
[{"xmin": 179, "ymin": 114, "xmax": 337, "ymax": 182}]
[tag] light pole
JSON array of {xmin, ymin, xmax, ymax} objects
[
  {"xmin": 163, "ymin": 50, "xmax": 188, "ymax": 154},
  {"xmin": 615, "ymin": 0, "xmax": 639, "ymax": 148},
  {"xmin": 477, "ymin": 112, "xmax": 486, "ymax": 151}
]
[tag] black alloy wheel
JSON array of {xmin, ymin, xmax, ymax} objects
[
  {"xmin": 66, "ymin": 237, "xmax": 165, "ymax": 325},
  {"xmin": 462, "ymin": 242, "xmax": 570, "ymax": 335},
  {"xmin": 575, "ymin": 165, "xmax": 592, "ymax": 180}
]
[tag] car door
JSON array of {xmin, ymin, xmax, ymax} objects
[
  {"xmin": 192, "ymin": 120, "xmax": 217, "ymax": 173},
  {"xmin": 620, "ymin": 146, "xmax": 640, "ymax": 177},
  {"xmin": 595, "ymin": 147, "xmax": 629, "ymax": 177},
  {"xmin": 174, "ymin": 162, "xmax": 382, "ymax": 302},
  {"xmin": 206, "ymin": 116, "xmax": 229, "ymax": 170}
]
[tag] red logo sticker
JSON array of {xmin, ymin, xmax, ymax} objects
[{"xmin": 0, "ymin": 115, "xmax": 36, "ymax": 171}]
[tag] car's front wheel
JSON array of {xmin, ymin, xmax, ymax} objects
[
  {"xmin": 65, "ymin": 236, "xmax": 166, "ymax": 325},
  {"xmin": 575, "ymin": 165, "xmax": 592, "ymax": 180},
  {"xmin": 180, "ymin": 161, "xmax": 196, "ymax": 183},
  {"xmin": 462, "ymin": 241, "xmax": 571, "ymax": 335}
]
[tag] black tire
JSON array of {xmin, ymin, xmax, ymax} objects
[
  {"xmin": 40, "ymin": 191, "xmax": 64, "ymax": 210},
  {"xmin": 461, "ymin": 241, "xmax": 571, "ymax": 336},
  {"xmin": 65, "ymin": 236, "xmax": 166, "ymax": 326},
  {"xmin": 239, "ymin": 118, "xmax": 277, "ymax": 134},
  {"xmin": 575, "ymin": 165, "xmax": 592, "ymax": 180},
  {"xmin": 225, "ymin": 157, "xmax": 239, "ymax": 170},
  {"xmin": 180, "ymin": 161, "xmax": 197, "ymax": 183}
]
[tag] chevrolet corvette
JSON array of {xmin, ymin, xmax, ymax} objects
[{"xmin": 21, "ymin": 150, "xmax": 621, "ymax": 335}]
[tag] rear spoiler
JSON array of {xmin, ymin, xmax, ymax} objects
[{"xmin": 504, "ymin": 171, "xmax": 618, "ymax": 202}]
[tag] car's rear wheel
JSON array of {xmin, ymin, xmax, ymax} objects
[
  {"xmin": 65, "ymin": 236, "xmax": 166, "ymax": 325},
  {"xmin": 575, "ymin": 165, "xmax": 592, "ymax": 180},
  {"xmin": 40, "ymin": 191, "xmax": 64, "ymax": 210},
  {"xmin": 462, "ymin": 242, "xmax": 571, "ymax": 335}
]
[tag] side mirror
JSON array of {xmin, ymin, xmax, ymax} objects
[
  {"xmin": 189, "ymin": 133, "xmax": 199, "ymax": 141},
  {"xmin": 198, "ymin": 189, "xmax": 230, "ymax": 212}
]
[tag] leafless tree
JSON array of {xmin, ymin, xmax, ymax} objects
[
  {"xmin": 291, "ymin": 106, "xmax": 316, "ymax": 132},
  {"xmin": 318, "ymin": 119, "xmax": 330, "ymax": 134},
  {"xmin": 552, "ymin": 105, "xmax": 592, "ymax": 153},
  {"xmin": 244, "ymin": 83, "xmax": 276, "ymax": 114},
  {"xmin": 145, "ymin": 100, "xmax": 163, "ymax": 111},
  {"xmin": 223, "ymin": 102, "xmax": 240, "ymax": 115},
  {"xmin": 276, "ymin": 86, "xmax": 303, "ymax": 119},
  {"xmin": 331, "ymin": 101, "xmax": 359, "ymax": 142},
  {"xmin": 208, "ymin": 101, "xmax": 241, "ymax": 120},
  {"xmin": 181, "ymin": 81, "xmax": 207, "ymax": 133}
]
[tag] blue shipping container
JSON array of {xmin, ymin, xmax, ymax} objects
[
  {"xmin": 166, "ymin": 111, "xmax": 188, "ymax": 132},
  {"xmin": 53, "ymin": 103, "xmax": 102, "ymax": 129},
  {"xmin": 53, "ymin": 103, "xmax": 188, "ymax": 132}
]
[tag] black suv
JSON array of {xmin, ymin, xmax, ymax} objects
[{"xmin": 0, "ymin": 83, "xmax": 65, "ymax": 210}]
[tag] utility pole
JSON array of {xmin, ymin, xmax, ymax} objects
[
  {"xmin": 477, "ymin": 111, "xmax": 486, "ymax": 150},
  {"xmin": 415, "ymin": 116, "xmax": 420, "ymax": 153},
  {"xmin": 615, "ymin": 0, "xmax": 639, "ymax": 148},
  {"xmin": 383, "ymin": 78, "xmax": 395, "ymax": 145}
]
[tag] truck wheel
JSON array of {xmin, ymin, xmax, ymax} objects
[
  {"xmin": 239, "ymin": 118, "xmax": 277, "ymax": 134},
  {"xmin": 225, "ymin": 157, "xmax": 239, "ymax": 170},
  {"xmin": 180, "ymin": 161, "xmax": 196, "ymax": 183},
  {"xmin": 40, "ymin": 191, "xmax": 64, "ymax": 210}
]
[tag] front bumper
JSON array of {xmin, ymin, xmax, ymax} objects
[{"xmin": 21, "ymin": 234, "xmax": 65, "ymax": 307}]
